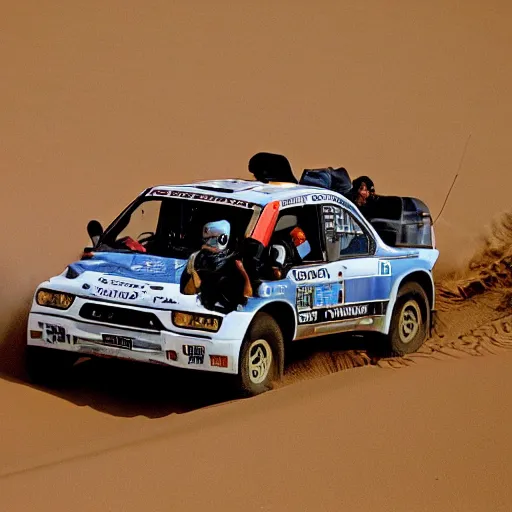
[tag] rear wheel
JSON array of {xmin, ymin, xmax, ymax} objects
[
  {"xmin": 387, "ymin": 282, "xmax": 430, "ymax": 356},
  {"xmin": 236, "ymin": 312, "xmax": 285, "ymax": 396},
  {"xmin": 25, "ymin": 346, "xmax": 79, "ymax": 387}
]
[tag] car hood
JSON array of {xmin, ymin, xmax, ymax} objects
[
  {"xmin": 68, "ymin": 252, "xmax": 188, "ymax": 284},
  {"xmin": 50, "ymin": 252, "xmax": 191, "ymax": 309}
]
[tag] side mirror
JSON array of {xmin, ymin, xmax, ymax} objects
[{"xmin": 87, "ymin": 220, "xmax": 104, "ymax": 247}]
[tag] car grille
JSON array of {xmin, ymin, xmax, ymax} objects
[{"xmin": 79, "ymin": 303, "xmax": 165, "ymax": 331}]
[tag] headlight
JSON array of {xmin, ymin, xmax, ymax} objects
[
  {"xmin": 172, "ymin": 311, "xmax": 222, "ymax": 333},
  {"xmin": 36, "ymin": 289, "xmax": 75, "ymax": 310}
]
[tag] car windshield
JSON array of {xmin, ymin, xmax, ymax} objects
[{"xmin": 96, "ymin": 197, "xmax": 258, "ymax": 259}]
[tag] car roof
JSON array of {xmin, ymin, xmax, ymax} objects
[{"xmin": 148, "ymin": 178, "xmax": 355, "ymax": 209}]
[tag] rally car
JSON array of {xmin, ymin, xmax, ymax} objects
[{"xmin": 26, "ymin": 176, "xmax": 439, "ymax": 396}]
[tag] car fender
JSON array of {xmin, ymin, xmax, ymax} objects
[
  {"xmin": 383, "ymin": 266, "xmax": 435, "ymax": 334},
  {"xmin": 227, "ymin": 297, "xmax": 298, "ymax": 343}
]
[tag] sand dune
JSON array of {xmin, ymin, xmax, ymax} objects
[
  {"xmin": 2, "ymin": 1, "xmax": 512, "ymax": 510},
  {"xmin": 1, "ymin": 212, "xmax": 512, "ymax": 511}
]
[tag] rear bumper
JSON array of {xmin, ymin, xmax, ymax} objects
[{"xmin": 27, "ymin": 312, "xmax": 240, "ymax": 374}]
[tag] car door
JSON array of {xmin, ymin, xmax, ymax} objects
[
  {"xmin": 323, "ymin": 203, "xmax": 392, "ymax": 327},
  {"xmin": 294, "ymin": 203, "xmax": 392, "ymax": 338}
]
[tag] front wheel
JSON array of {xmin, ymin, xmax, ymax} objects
[
  {"xmin": 236, "ymin": 312, "xmax": 285, "ymax": 396},
  {"xmin": 387, "ymin": 282, "xmax": 430, "ymax": 356}
]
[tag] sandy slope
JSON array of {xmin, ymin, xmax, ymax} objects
[
  {"xmin": 1, "ymin": 347, "xmax": 511, "ymax": 511},
  {"xmin": 2, "ymin": 2, "xmax": 512, "ymax": 510},
  {"xmin": 2, "ymin": 225, "xmax": 512, "ymax": 511}
]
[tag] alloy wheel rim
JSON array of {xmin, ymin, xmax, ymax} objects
[
  {"xmin": 399, "ymin": 300, "xmax": 421, "ymax": 344},
  {"xmin": 248, "ymin": 339, "xmax": 273, "ymax": 384}
]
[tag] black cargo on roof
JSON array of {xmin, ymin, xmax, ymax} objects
[
  {"xmin": 299, "ymin": 167, "xmax": 353, "ymax": 196},
  {"xmin": 248, "ymin": 152, "xmax": 298, "ymax": 184}
]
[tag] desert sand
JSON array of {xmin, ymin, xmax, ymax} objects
[{"xmin": 1, "ymin": 1, "xmax": 512, "ymax": 511}]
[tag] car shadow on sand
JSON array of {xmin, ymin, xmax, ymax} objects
[{"xmin": 1, "ymin": 333, "xmax": 388, "ymax": 419}]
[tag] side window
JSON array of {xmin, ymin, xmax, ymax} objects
[
  {"xmin": 322, "ymin": 205, "xmax": 371, "ymax": 260},
  {"xmin": 269, "ymin": 204, "xmax": 325, "ymax": 266}
]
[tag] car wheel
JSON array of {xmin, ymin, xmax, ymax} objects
[
  {"xmin": 236, "ymin": 312, "xmax": 285, "ymax": 396},
  {"xmin": 25, "ymin": 346, "xmax": 79, "ymax": 387},
  {"xmin": 387, "ymin": 282, "xmax": 430, "ymax": 356}
]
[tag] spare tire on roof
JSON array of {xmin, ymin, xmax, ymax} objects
[
  {"xmin": 248, "ymin": 152, "xmax": 298, "ymax": 184},
  {"xmin": 299, "ymin": 167, "xmax": 353, "ymax": 196}
]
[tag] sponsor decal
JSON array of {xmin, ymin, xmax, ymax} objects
[
  {"xmin": 93, "ymin": 278, "xmax": 149, "ymax": 300},
  {"xmin": 131, "ymin": 260, "xmax": 167, "ymax": 274},
  {"xmin": 281, "ymin": 196, "xmax": 308, "ymax": 207},
  {"xmin": 183, "ymin": 344, "xmax": 205, "ymax": 364},
  {"xmin": 153, "ymin": 296, "xmax": 178, "ymax": 305},
  {"xmin": 149, "ymin": 189, "xmax": 252, "ymax": 208},
  {"xmin": 296, "ymin": 286, "xmax": 314, "ymax": 310},
  {"xmin": 257, "ymin": 283, "xmax": 287, "ymax": 298},
  {"xmin": 98, "ymin": 277, "xmax": 146, "ymax": 289},
  {"xmin": 325, "ymin": 304, "xmax": 369, "ymax": 320},
  {"xmin": 379, "ymin": 260, "xmax": 392, "ymax": 276},
  {"xmin": 93, "ymin": 286, "xmax": 139, "ymax": 300},
  {"xmin": 296, "ymin": 283, "xmax": 344, "ymax": 311},
  {"xmin": 281, "ymin": 193, "xmax": 352, "ymax": 209},
  {"xmin": 313, "ymin": 283, "xmax": 343, "ymax": 308},
  {"xmin": 292, "ymin": 267, "xmax": 330, "ymax": 282},
  {"xmin": 298, "ymin": 311, "xmax": 318, "ymax": 324},
  {"xmin": 297, "ymin": 301, "xmax": 388, "ymax": 325},
  {"xmin": 310, "ymin": 193, "xmax": 345, "ymax": 205},
  {"xmin": 38, "ymin": 322, "xmax": 76, "ymax": 345}
]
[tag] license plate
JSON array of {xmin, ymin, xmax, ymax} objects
[{"xmin": 101, "ymin": 334, "xmax": 133, "ymax": 350}]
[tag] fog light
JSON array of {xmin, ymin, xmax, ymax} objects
[
  {"xmin": 172, "ymin": 311, "xmax": 222, "ymax": 332},
  {"xmin": 166, "ymin": 350, "xmax": 178, "ymax": 361},
  {"xmin": 210, "ymin": 355, "xmax": 228, "ymax": 368},
  {"xmin": 36, "ymin": 289, "xmax": 75, "ymax": 310},
  {"xmin": 30, "ymin": 330, "xmax": 43, "ymax": 339}
]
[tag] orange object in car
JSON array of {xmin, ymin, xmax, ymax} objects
[
  {"xmin": 290, "ymin": 226, "xmax": 307, "ymax": 246},
  {"xmin": 123, "ymin": 237, "xmax": 147, "ymax": 253},
  {"xmin": 251, "ymin": 201, "xmax": 280, "ymax": 247}
]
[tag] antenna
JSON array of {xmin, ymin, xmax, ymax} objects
[{"xmin": 433, "ymin": 133, "xmax": 472, "ymax": 225}]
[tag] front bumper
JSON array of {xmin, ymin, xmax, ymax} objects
[{"xmin": 27, "ymin": 312, "xmax": 240, "ymax": 374}]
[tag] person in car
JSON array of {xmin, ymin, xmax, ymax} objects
[{"xmin": 348, "ymin": 175, "xmax": 377, "ymax": 218}]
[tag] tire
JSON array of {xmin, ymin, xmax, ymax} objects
[
  {"xmin": 25, "ymin": 346, "xmax": 79, "ymax": 387},
  {"xmin": 387, "ymin": 282, "xmax": 430, "ymax": 356},
  {"xmin": 235, "ymin": 312, "xmax": 285, "ymax": 397}
]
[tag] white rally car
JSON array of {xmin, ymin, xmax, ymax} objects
[{"xmin": 26, "ymin": 177, "xmax": 439, "ymax": 396}]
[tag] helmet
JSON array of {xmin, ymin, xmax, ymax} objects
[{"xmin": 202, "ymin": 220, "xmax": 231, "ymax": 252}]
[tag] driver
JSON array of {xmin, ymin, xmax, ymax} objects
[{"xmin": 183, "ymin": 220, "xmax": 253, "ymax": 312}]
